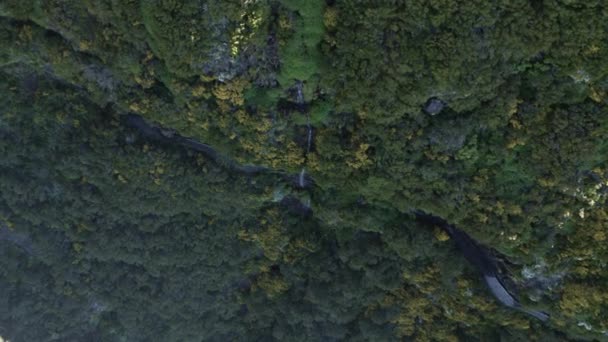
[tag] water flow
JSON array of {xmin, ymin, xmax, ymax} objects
[
  {"xmin": 296, "ymin": 81, "xmax": 311, "ymax": 190},
  {"xmin": 295, "ymin": 81, "xmax": 304, "ymax": 104},
  {"xmin": 306, "ymin": 116, "xmax": 312, "ymax": 154},
  {"xmin": 299, "ymin": 168, "xmax": 306, "ymax": 188}
]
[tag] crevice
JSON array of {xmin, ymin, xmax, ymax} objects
[
  {"xmin": 122, "ymin": 113, "xmax": 315, "ymax": 187},
  {"xmin": 413, "ymin": 210, "xmax": 550, "ymax": 322}
]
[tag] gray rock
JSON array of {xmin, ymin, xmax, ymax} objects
[
  {"xmin": 424, "ymin": 98, "xmax": 446, "ymax": 115},
  {"xmin": 83, "ymin": 64, "xmax": 116, "ymax": 92}
]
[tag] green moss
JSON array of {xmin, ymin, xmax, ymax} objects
[
  {"xmin": 244, "ymin": 87, "xmax": 282, "ymax": 109},
  {"xmin": 277, "ymin": 0, "xmax": 325, "ymax": 85},
  {"xmin": 310, "ymin": 100, "xmax": 331, "ymax": 124}
]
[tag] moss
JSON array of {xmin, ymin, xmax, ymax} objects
[{"xmin": 277, "ymin": 0, "xmax": 325, "ymax": 85}]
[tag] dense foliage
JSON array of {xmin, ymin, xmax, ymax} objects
[{"xmin": 0, "ymin": 0, "xmax": 607, "ymax": 341}]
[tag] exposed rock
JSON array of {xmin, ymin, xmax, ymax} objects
[
  {"xmin": 520, "ymin": 260, "xmax": 566, "ymax": 301},
  {"xmin": 290, "ymin": 169, "xmax": 314, "ymax": 189},
  {"xmin": 280, "ymin": 196, "xmax": 312, "ymax": 217},
  {"xmin": 414, "ymin": 210, "xmax": 550, "ymax": 322},
  {"xmin": 83, "ymin": 64, "xmax": 116, "ymax": 92},
  {"xmin": 423, "ymin": 98, "xmax": 446, "ymax": 115}
]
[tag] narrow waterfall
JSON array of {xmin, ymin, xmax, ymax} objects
[
  {"xmin": 295, "ymin": 80, "xmax": 313, "ymax": 191},
  {"xmin": 306, "ymin": 115, "xmax": 313, "ymax": 154},
  {"xmin": 295, "ymin": 80, "xmax": 305, "ymax": 105},
  {"xmin": 299, "ymin": 168, "xmax": 306, "ymax": 188}
]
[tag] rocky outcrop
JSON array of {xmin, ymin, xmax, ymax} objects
[{"xmin": 413, "ymin": 210, "xmax": 549, "ymax": 321}]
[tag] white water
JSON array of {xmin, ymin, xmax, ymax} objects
[
  {"xmin": 297, "ymin": 81, "xmax": 311, "ymax": 190},
  {"xmin": 306, "ymin": 120, "xmax": 312, "ymax": 154},
  {"xmin": 299, "ymin": 168, "xmax": 306, "ymax": 188},
  {"xmin": 295, "ymin": 81, "xmax": 304, "ymax": 104}
]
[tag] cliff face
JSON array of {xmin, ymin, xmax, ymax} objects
[{"xmin": 1, "ymin": 1, "xmax": 607, "ymax": 341}]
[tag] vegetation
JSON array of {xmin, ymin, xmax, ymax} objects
[{"xmin": 0, "ymin": 0, "xmax": 607, "ymax": 341}]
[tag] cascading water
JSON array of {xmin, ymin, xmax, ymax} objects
[
  {"xmin": 295, "ymin": 80, "xmax": 305, "ymax": 106},
  {"xmin": 296, "ymin": 80, "xmax": 313, "ymax": 191},
  {"xmin": 306, "ymin": 114, "xmax": 312, "ymax": 154},
  {"xmin": 299, "ymin": 168, "xmax": 306, "ymax": 188}
]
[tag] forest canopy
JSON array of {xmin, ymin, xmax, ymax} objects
[{"xmin": 0, "ymin": 0, "xmax": 607, "ymax": 341}]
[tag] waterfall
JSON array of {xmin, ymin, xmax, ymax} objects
[
  {"xmin": 299, "ymin": 168, "xmax": 306, "ymax": 188},
  {"xmin": 295, "ymin": 81, "xmax": 304, "ymax": 105},
  {"xmin": 306, "ymin": 116, "xmax": 312, "ymax": 154},
  {"xmin": 304, "ymin": 197, "xmax": 311, "ymax": 208},
  {"xmin": 295, "ymin": 80, "xmax": 312, "ymax": 190},
  {"xmin": 293, "ymin": 80, "xmax": 312, "ymax": 154}
]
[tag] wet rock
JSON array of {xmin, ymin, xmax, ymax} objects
[
  {"xmin": 520, "ymin": 260, "xmax": 566, "ymax": 301},
  {"xmin": 289, "ymin": 169, "xmax": 314, "ymax": 189},
  {"xmin": 293, "ymin": 81, "xmax": 305, "ymax": 104},
  {"xmin": 280, "ymin": 196, "xmax": 312, "ymax": 217},
  {"xmin": 83, "ymin": 64, "xmax": 116, "ymax": 92},
  {"xmin": 277, "ymin": 98, "xmax": 308, "ymax": 114},
  {"xmin": 413, "ymin": 210, "xmax": 550, "ymax": 321},
  {"xmin": 423, "ymin": 98, "xmax": 446, "ymax": 115},
  {"xmin": 21, "ymin": 73, "xmax": 39, "ymax": 98},
  {"xmin": 294, "ymin": 125, "xmax": 316, "ymax": 152}
]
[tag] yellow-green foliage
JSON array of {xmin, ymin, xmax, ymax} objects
[
  {"xmin": 559, "ymin": 283, "xmax": 608, "ymax": 319},
  {"xmin": 346, "ymin": 143, "xmax": 373, "ymax": 170},
  {"xmin": 254, "ymin": 267, "xmax": 290, "ymax": 299},
  {"xmin": 238, "ymin": 208, "xmax": 288, "ymax": 262},
  {"xmin": 1, "ymin": 0, "xmax": 608, "ymax": 340},
  {"xmin": 213, "ymin": 78, "xmax": 249, "ymax": 108},
  {"xmin": 558, "ymin": 208, "xmax": 608, "ymax": 277}
]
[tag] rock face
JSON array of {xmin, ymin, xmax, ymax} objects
[
  {"xmin": 423, "ymin": 98, "xmax": 446, "ymax": 115},
  {"xmin": 280, "ymin": 196, "xmax": 313, "ymax": 217},
  {"xmin": 414, "ymin": 210, "xmax": 550, "ymax": 321}
]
